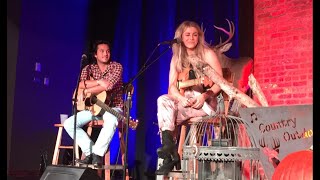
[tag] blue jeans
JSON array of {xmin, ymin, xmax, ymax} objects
[{"xmin": 63, "ymin": 108, "xmax": 122, "ymax": 157}]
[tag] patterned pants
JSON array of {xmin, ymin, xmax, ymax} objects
[{"xmin": 157, "ymin": 94, "xmax": 209, "ymax": 132}]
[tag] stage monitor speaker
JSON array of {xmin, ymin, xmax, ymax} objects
[{"xmin": 40, "ymin": 165, "xmax": 102, "ymax": 180}]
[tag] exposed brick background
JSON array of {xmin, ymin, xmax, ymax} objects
[{"xmin": 254, "ymin": 0, "xmax": 312, "ymax": 106}]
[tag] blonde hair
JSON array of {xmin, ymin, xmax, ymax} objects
[{"xmin": 172, "ymin": 21, "xmax": 210, "ymax": 73}]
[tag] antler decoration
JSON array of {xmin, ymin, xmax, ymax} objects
[
  {"xmin": 259, "ymin": 137, "xmax": 267, "ymax": 148},
  {"xmin": 213, "ymin": 19, "xmax": 235, "ymax": 49},
  {"xmin": 259, "ymin": 137, "xmax": 281, "ymax": 152},
  {"xmin": 260, "ymin": 137, "xmax": 280, "ymax": 167},
  {"xmin": 272, "ymin": 137, "xmax": 280, "ymax": 153}
]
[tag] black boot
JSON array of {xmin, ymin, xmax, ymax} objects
[
  {"xmin": 155, "ymin": 153, "xmax": 174, "ymax": 175},
  {"xmin": 92, "ymin": 153, "xmax": 103, "ymax": 167},
  {"xmin": 77, "ymin": 154, "xmax": 93, "ymax": 164},
  {"xmin": 155, "ymin": 130, "xmax": 181, "ymax": 174}
]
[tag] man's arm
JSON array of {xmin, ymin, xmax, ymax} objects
[
  {"xmin": 84, "ymin": 63, "xmax": 123, "ymax": 95},
  {"xmin": 83, "ymin": 80, "xmax": 105, "ymax": 95},
  {"xmin": 99, "ymin": 62, "xmax": 123, "ymax": 91}
]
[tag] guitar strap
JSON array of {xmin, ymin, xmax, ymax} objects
[
  {"xmin": 189, "ymin": 69, "xmax": 196, "ymax": 79},
  {"xmin": 189, "ymin": 67, "xmax": 212, "ymax": 90},
  {"xmin": 185, "ymin": 69, "xmax": 196, "ymax": 92}
]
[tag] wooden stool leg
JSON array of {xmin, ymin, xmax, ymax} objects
[
  {"xmin": 52, "ymin": 126, "xmax": 63, "ymax": 165},
  {"xmin": 75, "ymin": 144, "xmax": 80, "ymax": 160},
  {"xmin": 104, "ymin": 151, "xmax": 111, "ymax": 180},
  {"xmin": 178, "ymin": 125, "xmax": 187, "ymax": 160},
  {"xmin": 81, "ymin": 122, "xmax": 130, "ymax": 180},
  {"xmin": 118, "ymin": 129, "xmax": 129, "ymax": 180}
]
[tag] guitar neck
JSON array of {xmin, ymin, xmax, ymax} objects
[
  {"xmin": 178, "ymin": 78, "xmax": 202, "ymax": 89},
  {"xmin": 88, "ymin": 94, "xmax": 138, "ymax": 130},
  {"xmin": 94, "ymin": 99, "xmax": 124, "ymax": 121}
]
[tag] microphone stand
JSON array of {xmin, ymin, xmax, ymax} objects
[
  {"xmin": 122, "ymin": 43, "xmax": 173, "ymax": 180},
  {"xmin": 122, "ymin": 84, "xmax": 132, "ymax": 180},
  {"xmin": 71, "ymin": 59, "xmax": 87, "ymax": 166}
]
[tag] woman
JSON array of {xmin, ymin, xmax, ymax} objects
[{"xmin": 155, "ymin": 21, "xmax": 223, "ymax": 175}]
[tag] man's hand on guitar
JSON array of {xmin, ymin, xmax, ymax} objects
[{"xmin": 76, "ymin": 89, "xmax": 87, "ymax": 106}]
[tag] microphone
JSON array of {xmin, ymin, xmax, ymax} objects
[
  {"xmin": 158, "ymin": 38, "xmax": 181, "ymax": 45},
  {"xmin": 81, "ymin": 54, "xmax": 87, "ymax": 62},
  {"xmin": 81, "ymin": 54, "xmax": 88, "ymax": 68}
]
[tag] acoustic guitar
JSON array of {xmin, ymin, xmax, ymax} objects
[
  {"xmin": 86, "ymin": 95, "xmax": 139, "ymax": 130},
  {"xmin": 176, "ymin": 67, "xmax": 216, "ymax": 116},
  {"xmin": 73, "ymin": 88, "xmax": 109, "ymax": 116},
  {"xmin": 72, "ymin": 88, "xmax": 138, "ymax": 130},
  {"xmin": 177, "ymin": 67, "xmax": 214, "ymax": 94}
]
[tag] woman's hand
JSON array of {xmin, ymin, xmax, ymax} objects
[
  {"xmin": 180, "ymin": 97, "xmax": 194, "ymax": 107},
  {"xmin": 191, "ymin": 94, "xmax": 206, "ymax": 109}
]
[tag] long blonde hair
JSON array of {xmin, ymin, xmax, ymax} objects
[{"xmin": 172, "ymin": 21, "xmax": 210, "ymax": 74}]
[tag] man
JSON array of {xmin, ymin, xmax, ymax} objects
[{"xmin": 63, "ymin": 40, "xmax": 123, "ymax": 167}]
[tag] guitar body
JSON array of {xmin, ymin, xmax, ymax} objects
[
  {"xmin": 72, "ymin": 88, "xmax": 108, "ymax": 116},
  {"xmin": 71, "ymin": 78, "xmax": 139, "ymax": 130},
  {"xmin": 177, "ymin": 67, "xmax": 216, "ymax": 116},
  {"xmin": 177, "ymin": 67, "xmax": 192, "ymax": 95},
  {"xmin": 72, "ymin": 88, "xmax": 139, "ymax": 130}
]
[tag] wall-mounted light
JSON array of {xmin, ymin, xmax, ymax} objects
[
  {"xmin": 33, "ymin": 62, "xmax": 42, "ymax": 84},
  {"xmin": 44, "ymin": 77, "xmax": 49, "ymax": 86}
]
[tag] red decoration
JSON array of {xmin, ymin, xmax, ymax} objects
[{"xmin": 272, "ymin": 150, "xmax": 312, "ymax": 180}]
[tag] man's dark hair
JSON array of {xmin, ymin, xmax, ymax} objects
[
  {"xmin": 92, "ymin": 40, "xmax": 111, "ymax": 54},
  {"xmin": 88, "ymin": 40, "xmax": 112, "ymax": 64}
]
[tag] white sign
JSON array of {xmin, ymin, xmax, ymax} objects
[{"xmin": 239, "ymin": 105, "xmax": 313, "ymax": 179}]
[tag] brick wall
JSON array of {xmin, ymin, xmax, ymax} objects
[{"xmin": 254, "ymin": 0, "xmax": 312, "ymax": 106}]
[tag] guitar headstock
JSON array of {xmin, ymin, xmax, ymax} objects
[{"xmin": 129, "ymin": 118, "xmax": 139, "ymax": 130}]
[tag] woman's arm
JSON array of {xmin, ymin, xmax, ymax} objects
[
  {"xmin": 168, "ymin": 57, "xmax": 194, "ymax": 107},
  {"xmin": 191, "ymin": 49, "xmax": 223, "ymax": 109}
]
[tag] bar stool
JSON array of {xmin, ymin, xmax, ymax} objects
[
  {"xmin": 52, "ymin": 120, "xmax": 129, "ymax": 180},
  {"xmin": 80, "ymin": 120, "xmax": 129, "ymax": 180},
  {"xmin": 52, "ymin": 123, "xmax": 79, "ymax": 165}
]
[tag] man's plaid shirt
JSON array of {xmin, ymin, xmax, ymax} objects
[{"xmin": 80, "ymin": 61, "xmax": 124, "ymax": 109}]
